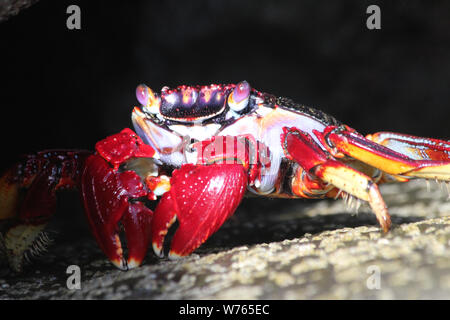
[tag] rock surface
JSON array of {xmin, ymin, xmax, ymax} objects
[
  {"xmin": 1, "ymin": 180, "xmax": 450, "ymax": 299},
  {"xmin": 0, "ymin": 0, "xmax": 38, "ymax": 22}
]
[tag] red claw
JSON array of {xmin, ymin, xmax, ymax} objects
[
  {"xmin": 95, "ymin": 128, "xmax": 157, "ymax": 170},
  {"xmin": 81, "ymin": 155, "xmax": 153, "ymax": 269},
  {"xmin": 151, "ymin": 163, "xmax": 247, "ymax": 259},
  {"xmin": 80, "ymin": 128, "xmax": 158, "ymax": 270}
]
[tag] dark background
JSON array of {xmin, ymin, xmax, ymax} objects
[
  {"xmin": 1, "ymin": 0, "xmax": 450, "ymax": 268},
  {"xmin": 1, "ymin": 0, "xmax": 450, "ymax": 171}
]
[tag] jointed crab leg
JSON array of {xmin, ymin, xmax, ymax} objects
[
  {"xmin": 282, "ymin": 127, "xmax": 391, "ymax": 232},
  {"xmin": 366, "ymin": 132, "xmax": 450, "ymax": 161},
  {"xmin": 317, "ymin": 126, "xmax": 450, "ymax": 182},
  {"xmin": 0, "ymin": 150, "xmax": 91, "ymax": 272}
]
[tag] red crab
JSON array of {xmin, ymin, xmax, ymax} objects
[{"xmin": 1, "ymin": 81, "xmax": 449, "ymax": 272}]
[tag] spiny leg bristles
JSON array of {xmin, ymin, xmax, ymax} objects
[
  {"xmin": 23, "ymin": 231, "xmax": 54, "ymax": 265},
  {"xmin": 339, "ymin": 190, "xmax": 363, "ymax": 214},
  {"xmin": 446, "ymin": 182, "xmax": 450, "ymax": 199},
  {"xmin": 425, "ymin": 179, "xmax": 450, "ymax": 199}
]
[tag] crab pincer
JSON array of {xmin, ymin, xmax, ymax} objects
[
  {"xmin": 151, "ymin": 163, "xmax": 247, "ymax": 259},
  {"xmin": 81, "ymin": 128, "xmax": 158, "ymax": 270}
]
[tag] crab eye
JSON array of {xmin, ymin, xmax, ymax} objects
[
  {"xmin": 228, "ymin": 81, "xmax": 251, "ymax": 112},
  {"xmin": 136, "ymin": 84, "xmax": 160, "ymax": 114},
  {"xmin": 136, "ymin": 84, "xmax": 149, "ymax": 105}
]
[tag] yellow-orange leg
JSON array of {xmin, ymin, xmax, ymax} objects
[
  {"xmin": 367, "ymin": 132, "xmax": 450, "ymax": 162},
  {"xmin": 282, "ymin": 127, "xmax": 391, "ymax": 232},
  {"xmin": 318, "ymin": 126, "xmax": 450, "ymax": 182}
]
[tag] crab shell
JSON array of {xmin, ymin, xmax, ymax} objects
[{"xmin": 132, "ymin": 81, "xmax": 338, "ymax": 195}]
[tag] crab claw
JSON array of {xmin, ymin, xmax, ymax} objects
[
  {"xmin": 81, "ymin": 154, "xmax": 153, "ymax": 270},
  {"xmin": 81, "ymin": 128, "xmax": 158, "ymax": 270},
  {"xmin": 152, "ymin": 163, "xmax": 247, "ymax": 259}
]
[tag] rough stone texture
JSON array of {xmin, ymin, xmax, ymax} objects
[
  {"xmin": 0, "ymin": 0, "xmax": 38, "ymax": 22},
  {"xmin": 1, "ymin": 179, "xmax": 450, "ymax": 299}
]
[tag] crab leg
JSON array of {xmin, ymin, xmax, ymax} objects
[
  {"xmin": 366, "ymin": 132, "xmax": 450, "ymax": 161},
  {"xmin": 282, "ymin": 127, "xmax": 391, "ymax": 232},
  {"xmin": 317, "ymin": 126, "xmax": 450, "ymax": 181},
  {"xmin": 0, "ymin": 150, "xmax": 91, "ymax": 272}
]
